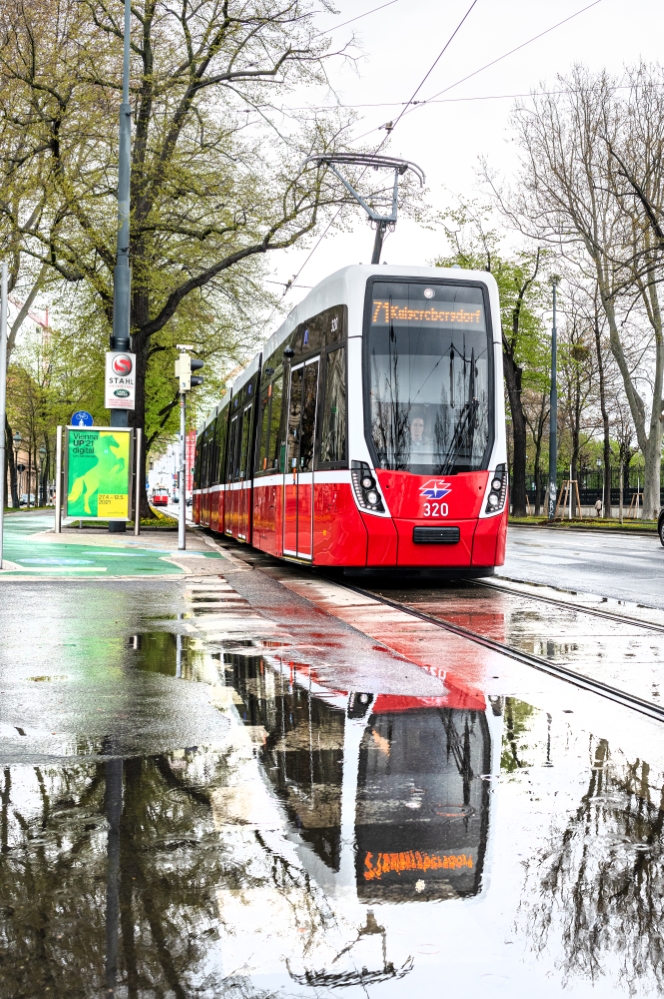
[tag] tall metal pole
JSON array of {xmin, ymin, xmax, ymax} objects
[
  {"xmin": 108, "ymin": 0, "xmax": 132, "ymax": 537},
  {"xmin": 178, "ymin": 392, "xmax": 186, "ymax": 550},
  {"xmin": 0, "ymin": 262, "xmax": 7, "ymax": 568},
  {"xmin": 104, "ymin": 756, "xmax": 123, "ymax": 998},
  {"xmin": 548, "ymin": 276, "xmax": 559, "ymax": 520},
  {"xmin": 111, "ymin": 0, "xmax": 132, "ymax": 426},
  {"xmin": 54, "ymin": 426, "xmax": 63, "ymax": 534}
]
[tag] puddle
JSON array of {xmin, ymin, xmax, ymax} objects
[
  {"xmin": 3, "ymin": 581, "xmax": 664, "ymax": 996},
  {"xmin": 368, "ymin": 583, "xmax": 664, "ymax": 709}
]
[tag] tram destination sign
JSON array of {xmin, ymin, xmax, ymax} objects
[
  {"xmin": 65, "ymin": 427, "xmax": 132, "ymax": 520},
  {"xmin": 371, "ymin": 299, "xmax": 484, "ymax": 329}
]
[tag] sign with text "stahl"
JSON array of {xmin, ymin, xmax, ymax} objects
[{"xmin": 105, "ymin": 351, "xmax": 136, "ymax": 410}]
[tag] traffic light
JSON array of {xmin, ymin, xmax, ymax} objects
[
  {"xmin": 174, "ymin": 353, "xmax": 204, "ymax": 392},
  {"xmin": 190, "ymin": 358, "xmax": 204, "ymax": 387}
]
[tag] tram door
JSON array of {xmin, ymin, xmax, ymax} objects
[{"xmin": 283, "ymin": 357, "xmax": 319, "ymax": 558}]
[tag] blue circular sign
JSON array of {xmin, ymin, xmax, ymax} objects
[{"xmin": 71, "ymin": 410, "xmax": 93, "ymax": 427}]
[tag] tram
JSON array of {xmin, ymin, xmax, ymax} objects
[
  {"xmin": 193, "ymin": 264, "xmax": 508, "ymax": 571},
  {"xmin": 226, "ymin": 644, "xmax": 494, "ymax": 905}
]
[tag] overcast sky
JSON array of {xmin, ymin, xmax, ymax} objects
[{"xmin": 268, "ymin": 0, "xmax": 664, "ymax": 312}]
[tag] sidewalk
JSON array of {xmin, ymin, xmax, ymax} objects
[
  {"xmin": 509, "ymin": 515, "xmax": 658, "ymax": 538},
  {"xmin": 0, "ymin": 510, "xmax": 226, "ymax": 579}
]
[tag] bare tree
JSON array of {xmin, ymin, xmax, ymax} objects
[
  {"xmin": 0, "ymin": 0, "xmax": 362, "ymax": 513},
  {"xmin": 485, "ymin": 65, "xmax": 664, "ymax": 518},
  {"xmin": 523, "ymin": 388, "xmax": 549, "ymax": 515}
]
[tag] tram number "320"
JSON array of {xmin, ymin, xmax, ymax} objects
[{"xmin": 422, "ymin": 502, "xmax": 448, "ymax": 517}]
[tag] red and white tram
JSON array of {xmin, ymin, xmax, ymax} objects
[{"xmin": 193, "ymin": 264, "xmax": 508, "ymax": 572}]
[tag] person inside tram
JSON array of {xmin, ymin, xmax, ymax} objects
[{"xmin": 409, "ymin": 414, "xmax": 426, "ymax": 449}]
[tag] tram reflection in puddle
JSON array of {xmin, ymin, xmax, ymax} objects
[{"xmin": 225, "ymin": 646, "xmax": 498, "ymax": 904}]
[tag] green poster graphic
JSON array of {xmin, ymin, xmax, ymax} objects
[{"xmin": 66, "ymin": 429, "xmax": 131, "ymax": 519}]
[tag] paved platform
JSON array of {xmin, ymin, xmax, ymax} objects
[{"xmin": 0, "ymin": 511, "xmax": 225, "ymax": 578}]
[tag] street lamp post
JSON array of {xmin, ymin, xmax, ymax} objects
[
  {"xmin": 548, "ymin": 276, "xmax": 560, "ymax": 520},
  {"xmin": 110, "ymin": 0, "xmax": 132, "ymax": 433},
  {"xmin": 107, "ymin": 0, "xmax": 132, "ymax": 538}
]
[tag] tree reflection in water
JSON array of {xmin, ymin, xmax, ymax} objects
[
  {"xmin": 518, "ymin": 736, "xmax": 664, "ymax": 994},
  {"xmin": 0, "ymin": 752, "xmax": 233, "ymax": 997}
]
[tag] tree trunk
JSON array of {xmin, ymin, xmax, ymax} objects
[
  {"xmin": 5, "ymin": 416, "xmax": 18, "ymax": 507},
  {"xmin": 593, "ymin": 315, "xmax": 612, "ymax": 517},
  {"xmin": 599, "ymin": 277, "xmax": 662, "ymax": 521},
  {"xmin": 503, "ymin": 352, "xmax": 527, "ymax": 517},
  {"xmin": 534, "ymin": 439, "xmax": 542, "ymax": 516},
  {"xmin": 643, "ymin": 432, "xmax": 661, "ymax": 521}
]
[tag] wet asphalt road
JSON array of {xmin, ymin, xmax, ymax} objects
[
  {"xmin": 2, "ymin": 537, "xmax": 664, "ymax": 997},
  {"xmin": 502, "ymin": 525, "xmax": 664, "ymax": 606}
]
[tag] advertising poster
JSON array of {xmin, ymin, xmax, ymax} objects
[{"xmin": 66, "ymin": 428, "xmax": 132, "ymax": 520}]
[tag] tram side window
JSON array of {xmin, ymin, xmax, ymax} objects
[
  {"xmin": 319, "ymin": 347, "xmax": 347, "ymax": 465},
  {"xmin": 205, "ymin": 431, "xmax": 213, "ymax": 487},
  {"xmin": 239, "ymin": 405, "xmax": 252, "ymax": 479},
  {"xmin": 201, "ymin": 432, "xmax": 209, "ymax": 487},
  {"xmin": 227, "ymin": 413, "xmax": 241, "ymax": 481},
  {"xmin": 208, "ymin": 418, "xmax": 218, "ymax": 485},
  {"xmin": 193, "ymin": 441, "xmax": 201, "ymax": 489},
  {"xmin": 257, "ymin": 392, "xmax": 270, "ymax": 472},
  {"xmin": 268, "ymin": 377, "xmax": 284, "ymax": 470},
  {"xmin": 216, "ymin": 411, "xmax": 228, "ymax": 483}
]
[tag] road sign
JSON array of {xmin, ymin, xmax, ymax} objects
[
  {"xmin": 105, "ymin": 351, "xmax": 136, "ymax": 410},
  {"xmin": 65, "ymin": 427, "xmax": 132, "ymax": 520},
  {"xmin": 71, "ymin": 410, "xmax": 93, "ymax": 427}
]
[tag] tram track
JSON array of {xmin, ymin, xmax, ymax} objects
[
  {"xmin": 205, "ymin": 534, "xmax": 664, "ymax": 723},
  {"xmin": 474, "ymin": 578, "xmax": 664, "ymax": 635},
  {"xmin": 341, "ymin": 580, "xmax": 664, "ymax": 724}
]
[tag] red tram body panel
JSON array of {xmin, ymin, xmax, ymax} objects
[{"xmin": 193, "ymin": 265, "xmax": 508, "ymax": 572}]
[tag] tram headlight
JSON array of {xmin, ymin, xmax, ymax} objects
[
  {"xmin": 351, "ymin": 460, "xmax": 385, "ymax": 514},
  {"xmin": 485, "ymin": 463, "xmax": 507, "ymax": 515}
]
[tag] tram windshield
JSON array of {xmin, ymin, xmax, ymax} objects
[{"xmin": 366, "ymin": 280, "xmax": 492, "ymax": 474}]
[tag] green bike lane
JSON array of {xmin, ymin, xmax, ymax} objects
[{"xmin": 0, "ymin": 512, "xmax": 224, "ymax": 577}]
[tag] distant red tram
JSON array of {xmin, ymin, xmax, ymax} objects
[{"xmin": 193, "ymin": 264, "xmax": 508, "ymax": 573}]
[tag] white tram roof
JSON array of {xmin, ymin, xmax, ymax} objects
[
  {"xmin": 197, "ymin": 263, "xmax": 499, "ymax": 433},
  {"xmin": 232, "ymin": 350, "xmax": 262, "ymax": 394},
  {"xmin": 198, "ymin": 388, "xmax": 231, "ymax": 435},
  {"xmin": 262, "ymin": 263, "xmax": 500, "ymax": 359}
]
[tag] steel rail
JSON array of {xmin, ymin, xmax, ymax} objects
[
  {"xmin": 342, "ymin": 582, "xmax": 664, "ymax": 724},
  {"xmin": 474, "ymin": 578, "xmax": 664, "ymax": 635}
]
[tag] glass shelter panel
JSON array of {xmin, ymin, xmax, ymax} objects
[{"xmin": 366, "ymin": 281, "xmax": 492, "ymax": 474}]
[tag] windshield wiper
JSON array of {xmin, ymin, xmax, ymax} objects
[{"xmin": 439, "ymin": 398, "xmax": 479, "ymax": 474}]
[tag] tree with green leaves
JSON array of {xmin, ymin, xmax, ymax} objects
[
  {"xmin": 0, "ymin": 0, "xmax": 360, "ymax": 513},
  {"xmin": 435, "ymin": 203, "xmax": 550, "ymax": 517}
]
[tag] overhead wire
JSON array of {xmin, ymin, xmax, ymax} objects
[
  {"xmin": 315, "ymin": 0, "xmax": 400, "ymax": 37},
  {"xmin": 277, "ymin": 0, "xmax": 479, "ymax": 309},
  {"xmin": 271, "ymin": 0, "xmax": 606, "ymax": 321},
  {"xmin": 352, "ymin": 0, "xmax": 605, "ymax": 140},
  {"xmin": 380, "ymin": 0, "xmax": 478, "ymax": 138},
  {"xmin": 403, "ymin": 0, "xmax": 605, "ymax": 118}
]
